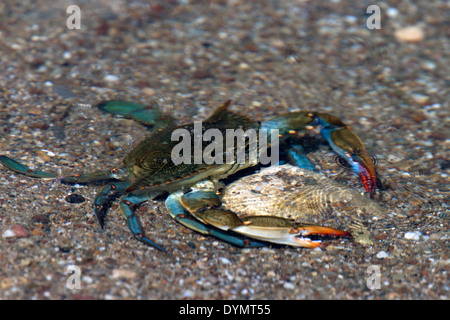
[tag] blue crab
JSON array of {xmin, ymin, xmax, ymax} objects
[{"xmin": 0, "ymin": 100, "xmax": 377, "ymax": 251}]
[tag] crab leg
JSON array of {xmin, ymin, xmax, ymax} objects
[
  {"xmin": 96, "ymin": 100, "xmax": 174, "ymax": 131},
  {"xmin": 64, "ymin": 166, "xmax": 167, "ymax": 251},
  {"xmin": 120, "ymin": 190, "xmax": 167, "ymax": 252},
  {"xmin": 287, "ymin": 145, "xmax": 317, "ymax": 171},
  {"xmin": 61, "ymin": 166, "xmax": 129, "ymax": 185},
  {"xmin": 0, "ymin": 155, "xmax": 57, "ymax": 179},
  {"xmin": 92, "ymin": 182, "xmax": 129, "ymax": 229},
  {"xmin": 57, "ymin": 167, "xmax": 134, "ymax": 229}
]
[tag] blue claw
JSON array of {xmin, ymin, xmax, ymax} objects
[{"xmin": 314, "ymin": 113, "xmax": 377, "ymax": 193}]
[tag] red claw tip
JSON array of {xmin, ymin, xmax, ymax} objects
[{"xmin": 360, "ymin": 170, "xmax": 377, "ymax": 193}]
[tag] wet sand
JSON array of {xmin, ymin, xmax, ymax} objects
[{"xmin": 0, "ymin": 1, "xmax": 448, "ymax": 300}]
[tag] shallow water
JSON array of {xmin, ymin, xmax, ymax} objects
[{"xmin": 0, "ymin": 0, "xmax": 448, "ymax": 301}]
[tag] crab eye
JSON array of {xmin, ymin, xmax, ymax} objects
[{"xmin": 334, "ymin": 155, "xmax": 351, "ymax": 168}]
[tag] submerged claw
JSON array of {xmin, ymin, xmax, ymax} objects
[
  {"xmin": 352, "ymin": 152, "xmax": 377, "ymax": 193},
  {"xmin": 296, "ymin": 224, "xmax": 352, "ymax": 237},
  {"xmin": 231, "ymin": 216, "xmax": 351, "ymax": 248},
  {"xmin": 313, "ymin": 114, "xmax": 377, "ymax": 193},
  {"xmin": 0, "ymin": 155, "xmax": 57, "ymax": 180},
  {"xmin": 290, "ymin": 224, "xmax": 352, "ymax": 248},
  {"xmin": 262, "ymin": 111, "xmax": 377, "ymax": 193}
]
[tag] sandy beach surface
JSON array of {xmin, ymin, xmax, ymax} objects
[{"xmin": 0, "ymin": 1, "xmax": 448, "ymax": 300}]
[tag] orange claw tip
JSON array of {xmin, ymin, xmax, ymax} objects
[
  {"xmin": 299, "ymin": 225, "xmax": 352, "ymax": 238},
  {"xmin": 294, "ymin": 238, "xmax": 322, "ymax": 248}
]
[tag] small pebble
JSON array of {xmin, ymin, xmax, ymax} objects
[
  {"xmin": 376, "ymin": 251, "xmax": 390, "ymax": 259},
  {"xmin": 65, "ymin": 194, "xmax": 86, "ymax": 204},
  {"xmin": 266, "ymin": 270, "xmax": 276, "ymax": 278},
  {"xmin": 394, "ymin": 26, "xmax": 425, "ymax": 43},
  {"xmin": 283, "ymin": 282, "xmax": 295, "ymax": 290},
  {"xmin": 36, "ymin": 150, "xmax": 51, "ymax": 162},
  {"xmin": 104, "ymin": 74, "xmax": 119, "ymax": 82},
  {"xmin": 404, "ymin": 231, "xmax": 422, "ymax": 240},
  {"xmin": 421, "ymin": 61, "xmax": 436, "ymax": 71},
  {"xmin": 239, "ymin": 62, "xmax": 250, "ymax": 69},
  {"xmin": 411, "ymin": 111, "xmax": 427, "ymax": 123},
  {"xmin": 410, "ymin": 93, "xmax": 430, "ymax": 105},
  {"xmin": 27, "ymin": 107, "xmax": 42, "ymax": 115},
  {"xmin": 32, "ymin": 214, "xmax": 50, "ymax": 224},
  {"xmin": 11, "ymin": 224, "xmax": 30, "ymax": 238},
  {"xmin": 142, "ymin": 87, "xmax": 156, "ymax": 96},
  {"xmin": 182, "ymin": 290, "xmax": 194, "ymax": 298},
  {"xmin": 429, "ymin": 233, "xmax": 442, "ymax": 240},
  {"xmin": 111, "ymin": 269, "xmax": 137, "ymax": 280},
  {"xmin": 218, "ymin": 257, "xmax": 231, "ymax": 264},
  {"xmin": 2, "ymin": 229, "xmax": 16, "ymax": 239},
  {"xmin": 43, "ymin": 150, "xmax": 56, "ymax": 157},
  {"xmin": 386, "ymin": 7, "xmax": 399, "ymax": 17},
  {"xmin": 2, "ymin": 224, "xmax": 30, "ymax": 239}
]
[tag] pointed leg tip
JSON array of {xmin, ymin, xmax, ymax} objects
[
  {"xmin": 96, "ymin": 219, "xmax": 105, "ymax": 230},
  {"xmin": 149, "ymin": 242, "xmax": 168, "ymax": 253},
  {"xmin": 93, "ymin": 209, "xmax": 106, "ymax": 230},
  {"xmin": 95, "ymin": 212, "xmax": 106, "ymax": 231},
  {"xmin": 157, "ymin": 246, "xmax": 169, "ymax": 253},
  {"xmin": 136, "ymin": 234, "xmax": 168, "ymax": 253}
]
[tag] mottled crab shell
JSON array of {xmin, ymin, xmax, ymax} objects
[
  {"xmin": 221, "ymin": 164, "xmax": 387, "ymax": 245},
  {"xmin": 122, "ymin": 101, "xmax": 258, "ymax": 193}
]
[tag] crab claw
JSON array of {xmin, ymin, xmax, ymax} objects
[
  {"xmin": 314, "ymin": 113, "xmax": 377, "ymax": 193},
  {"xmin": 292, "ymin": 224, "xmax": 352, "ymax": 248},
  {"xmin": 352, "ymin": 150, "xmax": 377, "ymax": 193},
  {"xmin": 330, "ymin": 128, "xmax": 377, "ymax": 193},
  {"xmin": 231, "ymin": 216, "xmax": 351, "ymax": 248}
]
